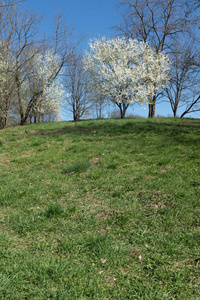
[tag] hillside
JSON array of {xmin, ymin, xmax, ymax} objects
[{"xmin": 0, "ymin": 118, "xmax": 200, "ymax": 299}]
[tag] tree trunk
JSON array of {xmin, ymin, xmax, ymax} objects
[
  {"xmin": 148, "ymin": 103, "xmax": 155, "ymax": 118},
  {"xmin": 173, "ymin": 109, "xmax": 177, "ymax": 118},
  {"xmin": 4, "ymin": 115, "xmax": 8, "ymax": 128},
  {"xmin": 118, "ymin": 102, "xmax": 129, "ymax": 118},
  {"xmin": 15, "ymin": 72, "xmax": 25, "ymax": 124},
  {"xmin": 98, "ymin": 102, "xmax": 102, "ymax": 119},
  {"xmin": 148, "ymin": 93, "xmax": 157, "ymax": 118},
  {"xmin": 119, "ymin": 105, "xmax": 123, "ymax": 118},
  {"xmin": 121, "ymin": 109, "xmax": 126, "ymax": 118},
  {"xmin": 172, "ymin": 101, "xmax": 179, "ymax": 117},
  {"xmin": 2, "ymin": 114, "xmax": 8, "ymax": 128},
  {"xmin": 21, "ymin": 114, "xmax": 30, "ymax": 125}
]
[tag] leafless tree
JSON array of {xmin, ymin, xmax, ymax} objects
[
  {"xmin": 116, "ymin": 0, "xmax": 200, "ymax": 117},
  {"xmin": 180, "ymin": 96, "xmax": 200, "ymax": 117},
  {"xmin": 7, "ymin": 8, "xmax": 43, "ymax": 125},
  {"xmin": 0, "ymin": 0, "xmax": 26, "ymax": 127},
  {"xmin": 64, "ymin": 53, "xmax": 91, "ymax": 121},
  {"xmin": 0, "ymin": 42, "xmax": 16, "ymax": 128},
  {"xmin": 92, "ymin": 94, "xmax": 106, "ymax": 119},
  {"xmin": 164, "ymin": 41, "xmax": 200, "ymax": 117},
  {"xmin": 0, "ymin": 0, "xmax": 24, "ymax": 8}
]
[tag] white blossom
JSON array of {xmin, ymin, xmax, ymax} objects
[
  {"xmin": 27, "ymin": 49, "xmax": 67, "ymax": 115},
  {"xmin": 83, "ymin": 37, "xmax": 170, "ymax": 106}
]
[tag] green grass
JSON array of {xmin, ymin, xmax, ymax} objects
[
  {"xmin": 0, "ymin": 118, "xmax": 199, "ymax": 299},
  {"xmin": 62, "ymin": 160, "xmax": 91, "ymax": 174}
]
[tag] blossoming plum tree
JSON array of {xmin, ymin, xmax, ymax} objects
[
  {"xmin": 25, "ymin": 49, "xmax": 66, "ymax": 123},
  {"xmin": 83, "ymin": 37, "xmax": 170, "ymax": 118}
]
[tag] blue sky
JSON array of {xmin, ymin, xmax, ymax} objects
[
  {"xmin": 24, "ymin": 0, "xmax": 198, "ymax": 119},
  {"xmin": 25, "ymin": 0, "xmax": 119, "ymax": 48}
]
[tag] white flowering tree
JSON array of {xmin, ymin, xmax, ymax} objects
[
  {"xmin": 24, "ymin": 49, "xmax": 66, "ymax": 123},
  {"xmin": 0, "ymin": 5, "xmax": 80, "ymax": 126},
  {"xmin": 7, "ymin": 9, "xmax": 76, "ymax": 125},
  {"xmin": 83, "ymin": 37, "xmax": 170, "ymax": 118}
]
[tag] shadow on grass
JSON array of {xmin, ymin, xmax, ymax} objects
[{"xmin": 33, "ymin": 118, "xmax": 200, "ymax": 147}]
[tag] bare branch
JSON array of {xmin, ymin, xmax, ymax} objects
[{"xmin": 115, "ymin": 0, "xmax": 200, "ymax": 117}]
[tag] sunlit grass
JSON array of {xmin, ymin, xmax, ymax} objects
[{"xmin": 0, "ymin": 118, "xmax": 199, "ymax": 299}]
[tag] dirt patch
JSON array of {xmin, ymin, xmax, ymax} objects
[
  {"xmin": 147, "ymin": 202, "xmax": 166, "ymax": 211},
  {"xmin": 159, "ymin": 164, "xmax": 173, "ymax": 173},
  {"xmin": 0, "ymin": 125, "xmax": 21, "ymax": 131},
  {"xmin": 42, "ymin": 179, "xmax": 51, "ymax": 185},
  {"xmin": 11, "ymin": 236, "xmax": 29, "ymax": 252},
  {"xmin": 151, "ymin": 190, "xmax": 163, "ymax": 196},
  {"xmin": 19, "ymin": 153, "xmax": 32, "ymax": 158},
  {"xmin": 0, "ymin": 156, "xmax": 11, "ymax": 167},
  {"xmin": 145, "ymin": 174, "xmax": 154, "ymax": 179},
  {"xmin": 90, "ymin": 157, "xmax": 100, "ymax": 165},
  {"xmin": 96, "ymin": 209, "xmax": 124, "ymax": 221},
  {"xmin": 179, "ymin": 120, "xmax": 200, "ymax": 127}
]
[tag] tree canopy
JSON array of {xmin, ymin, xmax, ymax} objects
[{"xmin": 84, "ymin": 37, "xmax": 170, "ymax": 118}]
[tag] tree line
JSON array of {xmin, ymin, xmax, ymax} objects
[
  {"xmin": 0, "ymin": 0, "xmax": 77, "ymax": 128},
  {"xmin": 0, "ymin": 0, "xmax": 200, "ymax": 128}
]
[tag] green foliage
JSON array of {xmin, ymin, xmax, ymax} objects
[{"xmin": 0, "ymin": 118, "xmax": 199, "ymax": 299}]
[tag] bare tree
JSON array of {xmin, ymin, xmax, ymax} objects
[
  {"xmin": 0, "ymin": 1, "xmax": 23, "ymax": 128},
  {"xmin": 0, "ymin": 0, "xmax": 24, "ymax": 8},
  {"xmin": 180, "ymin": 96, "xmax": 200, "ymax": 118},
  {"xmin": 64, "ymin": 53, "xmax": 91, "ymax": 121},
  {"xmin": 116, "ymin": 0, "xmax": 200, "ymax": 117},
  {"xmin": 92, "ymin": 94, "xmax": 105, "ymax": 119},
  {"xmin": 0, "ymin": 41, "xmax": 16, "ymax": 128},
  {"xmin": 164, "ymin": 41, "xmax": 200, "ymax": 117},
  {"xmin": 6, "ymin": 7, "xmax": 43, "ymax": 125}
]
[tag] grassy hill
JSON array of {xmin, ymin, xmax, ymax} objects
[{"xmin": 0, "ymin": 118, "xmax": 199, "ymax": 299}]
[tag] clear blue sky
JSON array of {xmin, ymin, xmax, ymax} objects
[
  {"xmin": 24, "ymin": 0, "xmax": 198, "ymax": 119},
  {"xmin": 25, "ymin": 0, "xmax": 119, "ymax": 47}
]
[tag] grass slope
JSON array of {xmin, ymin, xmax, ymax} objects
[{"xmin": 0, "ymin": 118, "xmax": 199, "ymax": 299}]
